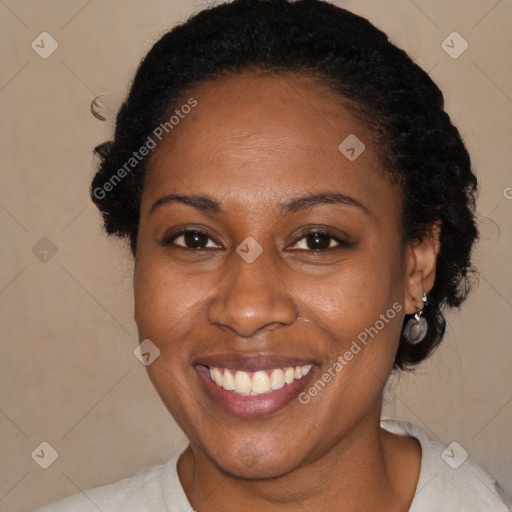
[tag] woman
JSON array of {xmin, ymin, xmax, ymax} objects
[{"xmin": 39, "ymin": 0, "xmax": 510, "ymax": 510}]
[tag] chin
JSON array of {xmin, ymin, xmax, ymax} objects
[
  {"xmin": 197, "ymin": 435, "xmax": 311, "ymax": 481},
  {"xmin": 210, "ymin": 451, "xmax": 300, "ymax": 481}
]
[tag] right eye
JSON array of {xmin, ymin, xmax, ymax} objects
[{"xmin": 162, "ymin": 230, "xmax": 221, "ymax": 250}]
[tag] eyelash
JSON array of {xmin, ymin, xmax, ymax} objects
[{"xmin": 161, "ymin": 228, "xmax": 351, "ymax": 252}]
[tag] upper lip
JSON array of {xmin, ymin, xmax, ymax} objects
[{"xmin": 193, "ymin": 352, "xmax": 316, "ymax": 372}]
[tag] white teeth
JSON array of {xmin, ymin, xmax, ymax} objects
[
  {"xmin": 301, "ymin": 364, "xmax": 313, "ymax": 377},
  {"xmin": 234, "ymin": 370, "xmax": 252, "ymax": 395},
  {"xmin": 270, "ymin": 369, "xmax": 285, "ymax": 390},
  {"xmin": 212, "ymin": 367, "xmax": 223, "ymax": 387},
  {"xmin": 208, "ymin": 364, "xmax": 313, "ymax": 396},
  {"xmin": 284, "ymin": 367, "xmax": 295, "ymax": 384},
  {"xmin": 222, "ymin": 369, "xmax": 235, "ymax": 391},
  {"xmin": 252, "ymin": 371, "xmax": 270, "ymax": 394}
]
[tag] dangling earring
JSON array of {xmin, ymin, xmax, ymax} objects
[{"xmin": 404, "ymin": 292, "xmax": 428, "ymax": 344}]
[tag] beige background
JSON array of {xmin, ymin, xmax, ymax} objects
[{"xmin": 1, "ymin": 0, "xmax": 511, "ymax": 510}]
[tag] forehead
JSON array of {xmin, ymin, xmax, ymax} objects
[{"xmin": 144, "ymin": 71, "xmax": 393, "ymax": 211}]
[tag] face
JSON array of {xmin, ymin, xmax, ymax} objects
[{"xmin": 134, "ymin": 71, "xmax": 414, "ymax": 479}]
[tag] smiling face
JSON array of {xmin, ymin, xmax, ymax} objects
[{"xmin": 133, "ymin": 71, "xmax": 422, "ymax": 479}]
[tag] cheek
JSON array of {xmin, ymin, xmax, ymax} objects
[
  {"xmin": 133, "ymin": 256, "xmax": 209, "ymax": 410},
  {"xmin": 134, "ymin": 254, "xmax": 208, "ymax": 340},
  {"xmin": 301, "ymin": 260, "xmax": 402, "ymax": 328},
  {"xmin": 294, "ymin": 250, "xmax": 405, "ymax": 377}
]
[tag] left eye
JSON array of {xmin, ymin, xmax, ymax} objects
[{"xmin": 291, "ymin": 231, "xmax": 346, "ymax": 251}]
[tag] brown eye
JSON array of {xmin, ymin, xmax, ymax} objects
[
  {"xmin": 292, "ymin": 231, "xmax": 347, "ymax": 251},
  {"xmin": 164, "ymin": 230, "xmax": 220, "ymax": 250},
  {"xmin": 304, "ymin": 232, "xmax": 333, "ymax": 250},
  {"xmin": 183, "ymin": 231, "xmax": 209, "ymax": 248}
]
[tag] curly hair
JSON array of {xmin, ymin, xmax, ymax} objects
[{"xmin": 90, "ymin": 0, "xmax": 478, "ymax": 369}]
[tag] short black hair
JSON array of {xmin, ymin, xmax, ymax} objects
[{"xmin": 90, "ymin": 0, "xmax": 478, "ymax": 369}]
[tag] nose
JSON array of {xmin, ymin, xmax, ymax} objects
[{"xmin": 207, "ymin": 251, "xmax": 298, "ymax": 338}]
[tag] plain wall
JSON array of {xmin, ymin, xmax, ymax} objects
[{"xmin": 1, "ymin": 1, "xmax": 511, "ymax": 510}]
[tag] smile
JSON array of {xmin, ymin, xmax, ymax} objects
[{"xmin": 208, "ymin": 365, "xmax": 314, "ymax": 396}]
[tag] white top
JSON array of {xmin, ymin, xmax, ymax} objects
[{"xmin": 37, "ymin": 420, "xmax": 511, "ymax": 511}]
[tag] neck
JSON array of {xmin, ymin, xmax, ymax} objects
[{"xmin": 177, "ymin": 408, "xmax": 420, "ymax": 512}]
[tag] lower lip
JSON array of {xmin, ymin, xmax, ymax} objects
[{"xmin": 196, "ymin": 366, "xmax": 315, "ymax": 418}]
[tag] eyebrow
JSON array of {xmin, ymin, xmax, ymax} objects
[
  {"xmin": 149, "ymin": 192, "xmax": 373, "ymax": 217},
  {"xmin": 280, "ymin": 192, "xmax": 373, "ymax": 216},
  {"xmin": 149, "ymin": 194, "xmax": 221, "ymax": 215}
]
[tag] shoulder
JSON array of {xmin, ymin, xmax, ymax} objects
[
  {"xmin": 381, "ymin": 419, "xmax": 511, "ymax": 512},
  {"xmin": 36, "ymin": 464, "xmax": 166, "ymax": 512},
  {"xmin": 36, "ymin": 449, "xmax": 191, "ymax": 512}
]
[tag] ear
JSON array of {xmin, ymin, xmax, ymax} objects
[{"xmin": 404, "ymin": 224, "xmax": 441, "ymax": 315}]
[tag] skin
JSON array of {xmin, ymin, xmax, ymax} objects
[{"xmin": 133, "ymin": 71, "xmax": 439, "ymax": 511}]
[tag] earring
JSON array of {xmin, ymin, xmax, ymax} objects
[{"xmin": 404, "ymin": 292, "xmax": 428, "ymax": 344}]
